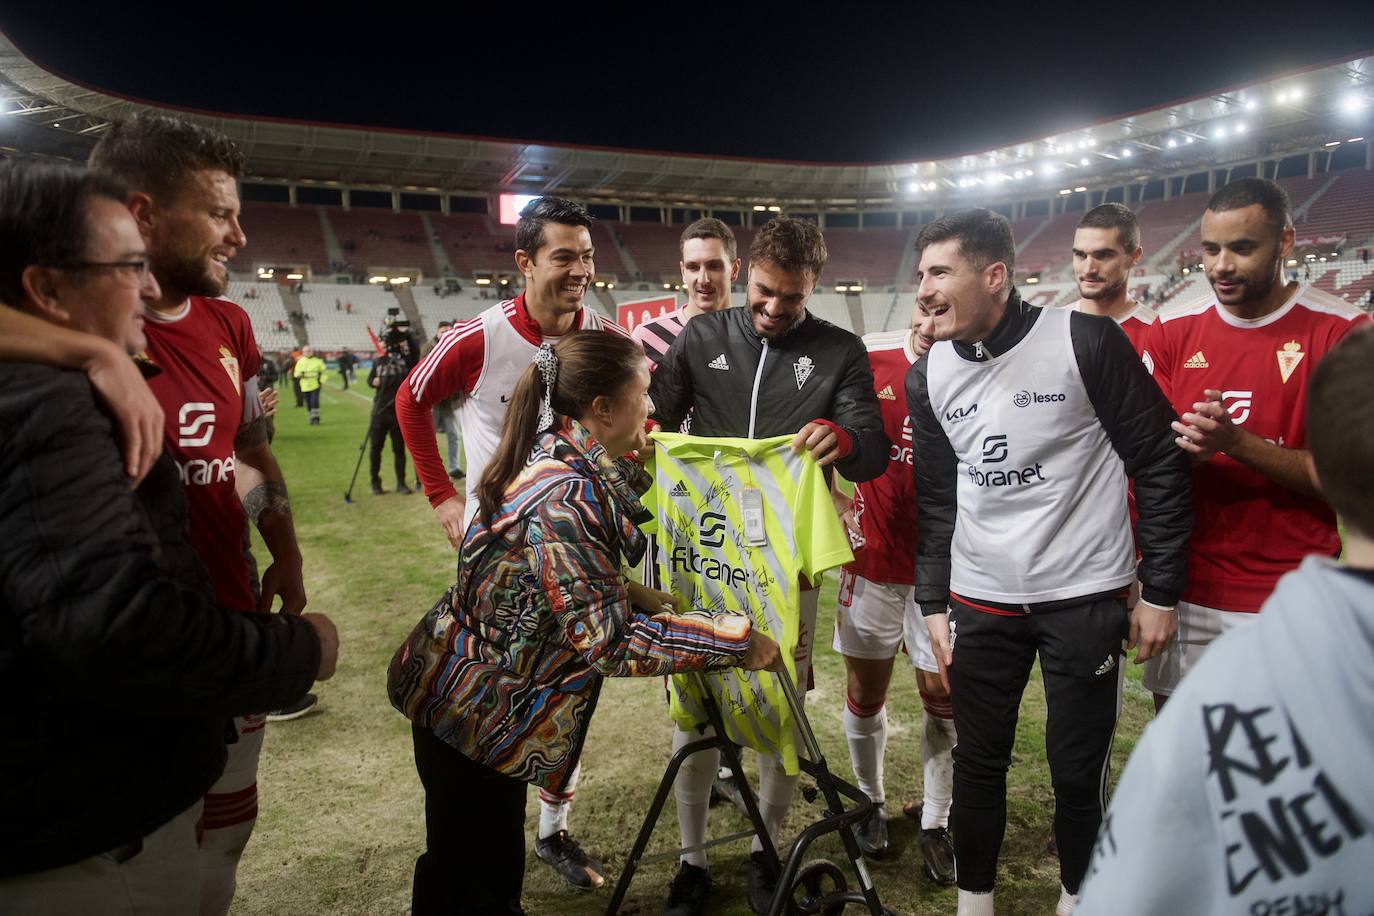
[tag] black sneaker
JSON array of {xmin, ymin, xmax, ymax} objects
[
  {"xmin": 448, "ymin": 468, "xmax": 466, "ymax": 480},
  {"xmin": 662, "ymin": 862, "xmax": 711, "ymax": 916},
  {"xmin": 267, "ymin": 692, "xmax": 318, "ymax": 722},
  {"xmin": 395, "ymin": 483, "xmax": 413, "ymax": 495},
  {"xmin": 918, "ymin": 826, "xmax": 956, "ymax": 886},
  {"xmin": 371, "ymin": 483, "xmax": 384, "ymax": 495},
  {"xmin": 854, "ymin": 804, "xmax": 889, "ymax": 858},
  {"xmin": 745, "ymin": 851, "xmax": 779, "ymax": 914},
  {"xmin": 533, "ymin": 830, "xmax": 604, "ymax": 889}
]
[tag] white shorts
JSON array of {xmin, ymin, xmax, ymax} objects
[
  {"xmin": 1140, "ymin": 600, "xmax": 1256, "ymax": 695},
  {"xmin": 831, "ymin": 571, "xmax": 937, "ymax": 673}
]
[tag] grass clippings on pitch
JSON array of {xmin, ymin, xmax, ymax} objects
[{"xmin": 234, "ymin": 379, "xmax": 1154, "ymax": 916}]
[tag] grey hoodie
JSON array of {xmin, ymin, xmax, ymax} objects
[{"xmin": 1077, "ymin": 556, "xmax": 1374, "ymax": 915}]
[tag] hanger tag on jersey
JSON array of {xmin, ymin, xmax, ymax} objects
[{"xmin": 740, "ymin": 486, "xmax": 767, "ymax": 546}]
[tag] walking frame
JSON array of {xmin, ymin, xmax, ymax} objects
[{"xmin": 605, "ymin": 669, "xmax": 896, "ymax": 916}]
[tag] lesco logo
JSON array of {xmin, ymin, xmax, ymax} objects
[
  {"xmin": 1014, "ymin": 390, "xmax": 1066, "ymax": 407},
  {"xmin": 968, "ymin": 433, "xmax": 1046, "ymax": 488},
  {"xmin": 1221, "ymin": 390, "xmax": 1254, "ymax": 425},
  {"xmin": 981, "ymin": 434, "xmax": 1008, "ymax": 463},
  {"xmin": 699, "ymin": 511, "xmax": 727, "ymax": 549}
]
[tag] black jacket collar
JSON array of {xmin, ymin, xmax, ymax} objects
[{"xmin": 951, "ymin": 288, "xmax": 1037, "ymax": 362}]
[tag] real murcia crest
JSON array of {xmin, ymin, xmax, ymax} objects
[
  {"xmin": 218, "ymin": 346, "xmax": 241, "ymax": 394},
  {"xmin": 1276, "ymin": 340, "xmax": 1305, "ymax": 384},
  {"xmin": 793, "ymin": 355, "xmax": 815, "ymax": 389}
]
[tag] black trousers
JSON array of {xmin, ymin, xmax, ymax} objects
[
  {"xmin": 369, "ymin": 412, "xmax": 407, "ymax": 486},
  {"xmin": 411, "ymin": 724, "xmax": 527, "ymax": 916},
  {"xmin": 946, "ymin": 593, "xmax": 1127, "ymax": 895}
]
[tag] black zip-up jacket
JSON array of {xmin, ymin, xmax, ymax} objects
[
  {"xmin": 0, "ymin": 363, "xmax": 322, "ymax": 876},
  {"xmin": 649, "ymin": 307, "xmax": 889, "ymax": 483},
  {"xmin": 906, "ymin": 291, "xmax": 1192, "ymax": 614}
]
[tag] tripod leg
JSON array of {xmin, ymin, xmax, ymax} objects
[{"xmin": 343, "ymin": 425, "xmax": 372, "ymax": 502}]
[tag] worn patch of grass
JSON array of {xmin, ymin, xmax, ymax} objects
[{"xmin": 234, "ymin": 380, "xmax": 1152, "ymax": 916}]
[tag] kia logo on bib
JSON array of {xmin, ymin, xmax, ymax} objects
[
  {"xmin": 1014, "ymin": 390, "xmax": 1066, "ymax": 407},
  {"xmin": 945, "ymin": 403, "xmax": 978, "ymax": 423}
]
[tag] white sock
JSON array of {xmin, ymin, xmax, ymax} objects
[
  {"xmin": 1055, "ymin": 885, "xmax": 1078, "ymax": 916},
  {"xmin": 537, "ymin": 761, "xmax": 580, "ymax": 838},
  {"xmin": 750, "ymin": 751, "xmax": 800, "ymax": 854},
  {"xmin": 919, "ymin": 701, "xmax": 957, "ymax": 830},
  {"xmin": 957, "ymin": 889, "xmax": 994, "ymax": 916},
  {"xmin": 843, "ymin": 696, "xmax": 887, "ymax": 807},
  {"xmin": 672, "ymin": 726, "xmax": 718, "ymax": 869}
]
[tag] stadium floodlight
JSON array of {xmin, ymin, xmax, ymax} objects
[
  {"xmin": 595, "ymin": 280, "xmax": 606, "ymax": 288},
  {"xmin": 1325, "ymin": 140, "xmax": 1342, "ymax": 147},
  {"xmin": 1073, "ymin": 186, "xmax": 1087, "ymax": 193},
  {"xmin": 1167, "ymin": 138, "xmax": 1178, "ymax": 148},
  {"xmin": 1079, "ymin": 157, "xmax": 1089, "ymax": 165},
  {"xmin": 1182, "ymin": 267, "xmax": 1191, "ymax": 275},
  {"xmin": 607, "ymin": 283, "xmax": 615, "ymax": 290},
  {"xmin": 907, "ymin": 181, "xmax": 920, "ymax": 193},
  {"xmin": 1339, "ymin": 93, "xmax": 1366, "ymax": 114},
  {"xmin": 753, "ymin": 205, "xmax": 767, "ymax": 211},
  {"xmin": 1291, "ymin": 86, "xmax": 1305, "ymax": 100},
  {"xmin": 286, "ymin": 273, "xmax": 304, "ymax": 281},
  {"xmin": 1287, "ymin": 259, "xmax": 1299, "ymax": 267},
  {"xmin": 1087, "ymin": 139, "xmax": 1097, "ymax": 147},
  {"xmin": 1059, "ymin": 188, "xmax": 1072, "ymax": 195},
  {"xmin": 1235, "ymin": 123, "xmax": 1247, "ymax": 134},
  {"xmin": 1350, "ymin": 137, "xmax": 1365, "ymax": 142},
  {"xmin": 663, "ymin": 283, "xmax": 672, "ymax": 290},
  {"xmin": 473, "ymin": 277, "xmax": 492, "ymax": 286},
  {"xmin": 1214, "ymin": 127, "xmax": 1227, "ymax": 139},
  {"xmin": 389, "ymin": 277, "xmax": 410, "ymax": 284},
  {"xmin": 1245, "ymin": 99, "xmax": 1258, "ymax": 111},
  {"xmin": 835, "ymin": 285, "xmax": 849, "ymax": 292},
  {"xmin": 767, "ymin": 206, "xmax": 781, "ymax": 212},
  {"xmin": 1185, "ymin": 136, "xmax": 1195, "ymax": 144},
  {"xmin": 1121, "ymin": 148, "xmax": 1133, "ymax": 158},
  {"xmin": 369, "ymin": 275, "xmax": 389, "ymax": 284},
  {"xmin": 1276, "ymin": 90, "xmax": 1289, "ymax": 103}
]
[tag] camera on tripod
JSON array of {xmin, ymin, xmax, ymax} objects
[{"xmin": 382, "ymin": 308, "xmax": 412, "ymax": 354}]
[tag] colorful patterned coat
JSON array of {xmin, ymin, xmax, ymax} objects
[{"xmin": 387, "ymin": 419, "xmax": 752, "ymax": 790}]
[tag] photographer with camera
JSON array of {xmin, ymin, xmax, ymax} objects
[{"xmin": 369, "ymin": 313, "xmax": 419, "ymax": 495}]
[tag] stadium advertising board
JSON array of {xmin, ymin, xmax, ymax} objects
[{"xmin": 617, "ymin": 295, "xmax": 679, "ymax": 332}]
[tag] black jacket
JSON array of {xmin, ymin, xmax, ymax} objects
[
  {"xmin": 0, "ymin": 363, "xmax": 322, "ymax": 876},
  {"xmin": 649, "ymin": 307, "xmax": 889, "ymax": 483},
  {"xmin": 906, "ymin": 292, "xmax": 1192, "ymax": 612}
]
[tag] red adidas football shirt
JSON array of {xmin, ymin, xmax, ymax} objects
[
  {"xmin": 1143, "ymin": 285, "xmax": 1370, "ymax": 611},
  {"xmin": 143, "ymin": 296, "xmax": 262, "ymax": 613},
  {"xmin": 844, "ymin": 329, "xmax": 920, "ymax": 585}
]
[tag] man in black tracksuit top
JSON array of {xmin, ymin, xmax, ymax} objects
[
  {"xmin": 904, "ymin": 210, "xmax": 1190, "ymax": 915},
  {"xmin": 650, "ymin": 218, "xmax": 888, "ymax": 915}
]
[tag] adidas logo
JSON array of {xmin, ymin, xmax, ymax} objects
[
  {"xmin": 669, "ymin": 481, "xmax": 690, "ymax": 498},
  {"xmin": 1095, "ymin": 654, "xmax": 1117, "ymax": 676},
  {"xmin": 1184, "ymin": 351, "xmax": 1210, "ymax": 369},
  {"xmin": 877, "ymin": 384, "xmax": 896, "ymax": 401},
  {"xmin": 708, "ymin": 354, "xmax": 730, "ymax": 371}
]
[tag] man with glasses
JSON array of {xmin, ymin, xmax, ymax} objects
[
  {"xmin": 89, "ymin": 115, "xmax": 310, "ymax": 916},
  {"xmin": 0, "ymin": 159, "xmax": 335, "ymax": 916}
]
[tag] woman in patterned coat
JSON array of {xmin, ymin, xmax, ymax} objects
[{"xmin": 388, "ymin": 331, "xmax": 782, "ymax": 915}]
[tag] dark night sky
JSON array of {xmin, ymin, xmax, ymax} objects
[{"xmin": 5, "ymin": 2, "xmax": 1374, "ymax": 163}]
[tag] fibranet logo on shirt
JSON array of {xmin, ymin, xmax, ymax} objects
[
  {"xmin": 889, "ymin": 416, "xmax": 914, "ymax": 465},
  {"xmin": 175, "ymin": 402, "xmax": 234, "ymax": 485},
  {"xmin": 967, "ymin": 433, "xmax": 1046, "ymax": 488}
]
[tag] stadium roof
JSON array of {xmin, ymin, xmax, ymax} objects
[{"xmin": 1, "ymin": 32, "xmax": 1370, "ymax": 212}]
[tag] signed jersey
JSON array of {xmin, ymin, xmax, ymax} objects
[{"xmin": 643, "ymin": 433, "xmax": 852, "ymax": 772}]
